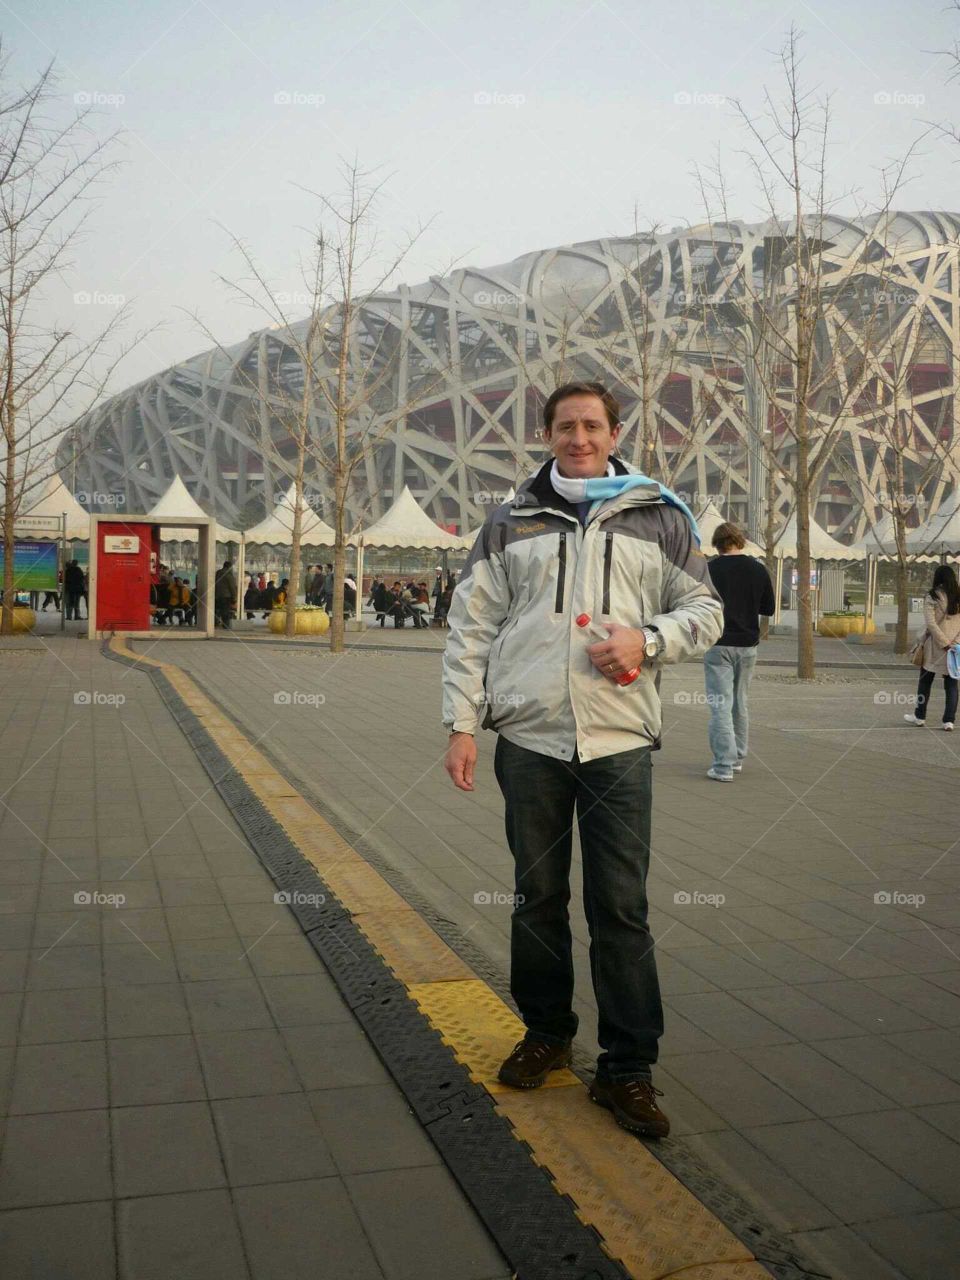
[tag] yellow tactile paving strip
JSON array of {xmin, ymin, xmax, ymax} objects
[{"xmin": 111, "ymin": 636, "xmax": 772, "ymax": 1280}]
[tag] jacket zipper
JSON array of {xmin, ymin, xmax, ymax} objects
[
  {"xmin": 602, "ymin": 531, "xmax": 613, "ymax": 615},
  {"xmin": 555, "ymin": 531, "xmax": 567, "ymax": 613}
]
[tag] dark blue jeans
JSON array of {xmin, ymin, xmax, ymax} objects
[{"xmin": 493, "ymin": 734, "xmax": 663, "ymax": 1082}]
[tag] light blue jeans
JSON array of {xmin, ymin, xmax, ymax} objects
[{"xmin": 704, "ymin": 645, "xmax": 758, "ymax": 774}]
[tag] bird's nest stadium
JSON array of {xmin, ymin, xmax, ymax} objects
[{"xmin": 59, "ymin": 212, "xmax": 960, "ymax": 542}]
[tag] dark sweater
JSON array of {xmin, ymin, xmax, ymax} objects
[{"xmin": 708, "ymin": 554, "xmax": 775, "ymax": 647}]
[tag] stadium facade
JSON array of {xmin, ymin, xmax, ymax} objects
[{"xmin": 60, "ymin": 212, "xmax": 960, "ymax": 542}]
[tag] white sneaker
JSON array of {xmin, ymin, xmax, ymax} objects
[
  {"xmin": 944, "ymin": 723, "xmax": 954, "ymax": 732},
  {"xmin": 733, "ymin": 762, "xmax": 743, "ymax": 773},
  {"xmin": 707, "ymin": 766, "xmax": 734, "ymax": 782},
  {"xmin": 903, "ymin": 714, "xmax": 925, "ymax": 727}
]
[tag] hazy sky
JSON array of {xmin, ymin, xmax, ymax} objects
[{"xmin": 12, "ymin": 0, "xmax": 960, "ymax": 401}]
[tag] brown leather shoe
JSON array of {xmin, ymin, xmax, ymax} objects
[
  {"xmin": 497, "ymin": 1036, "xmax": 573, "ymax": 1089},
  {"xmin": 588, "ymin": 1077, "xmax": 670, "ymax": 1138}
]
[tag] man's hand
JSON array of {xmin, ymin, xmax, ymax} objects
[
  {"xmin": 445, "ymin": 731, "xmax": 478, "ymax": 791},
  {"xmin": 586, "ymin": 621, "xmax": 646, "ymax": 680}
]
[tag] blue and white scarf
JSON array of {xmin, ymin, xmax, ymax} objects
[{"xmin": 549, "ymin": 460, "xmax": 701, "ymax": 546}]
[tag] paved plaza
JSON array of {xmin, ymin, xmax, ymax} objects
[{"xmin": 2, "ymin": 625, "xmax": 960, "ymax": 1279}]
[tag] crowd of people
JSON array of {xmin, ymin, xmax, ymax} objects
[
  {"xmin": 368, "ymin": 571, "xmax": 456, "ymax": 628},
  {"xmin": 152, "ymin": 565, "xmax": 198, "ymax": 626}
]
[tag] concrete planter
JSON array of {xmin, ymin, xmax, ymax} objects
[
  {"xmin": 267, "ymin": 607, "xmax": 330, "ymax": 637},
  {"xmin": 6, "ymin": 606, "xmax": 36, "ymax": 633},
  {"xmin": 817, "ymin": 613, "xmax": 876, "ymax": 639}
]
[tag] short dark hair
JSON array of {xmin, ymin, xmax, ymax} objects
[
  {"xmin": 543, "ymin": 381, "xmax": 620, "ymax": 432},
  {"xmin": 712, "ymin": 522, "xmax": 746, "ymax": 553}
]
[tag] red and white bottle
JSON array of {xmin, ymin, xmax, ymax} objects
[{"xmin": 576, "ymin": 613, "xmax": 640, "ymax": 686}]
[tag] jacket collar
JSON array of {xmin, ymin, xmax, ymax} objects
[{"xmin": 513, "ymin": 455, "xmax": 661, "ymax": 522}]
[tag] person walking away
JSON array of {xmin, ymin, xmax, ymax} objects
[
  {"xmin": 442, "ymin": 381, "xmax": 722, "ymax": 1139},
  {"xmin": 905, "ymin": 564, "xmax": 960, "ymax": 730},
  {"xmin": 64, "ymin": 560, "xmax": 85, "ymax": 621},
  {"xmin": 243, "ymin": 575, "xmax": 259, "ymax": 619},
  {"xmin": 432, "ymin": 570, "xmax": 443, "ymax": 621},
  {"xmin": 214, "ymin": 560, "xmax": 237, "ymax": 629},
  {"xmin": 703, "ymin": 522, "xmax": 775, "ymax": 781}
]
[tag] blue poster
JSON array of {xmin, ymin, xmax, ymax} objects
[{"xmin": 0, "ymin": 540, "xmax": 59, "ymax": 590}]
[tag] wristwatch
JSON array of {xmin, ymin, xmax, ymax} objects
[{"xmin": 640, "ymin": 627, "xmax": 661, "ymax": 660}]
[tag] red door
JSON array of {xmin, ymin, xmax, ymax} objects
[{"xmin": 96, "ymin": 522, "xmax": 153, "ymax": 631}]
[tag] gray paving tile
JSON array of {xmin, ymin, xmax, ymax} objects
[
  {"xmin": 257, "ymin": 973, "xmax": 353, "ymax": 1026},
  {"xmin": 18, "ymin": 987, "xmax": 104, "ymax": 1044},
  {"xmin": 347, "ymin": 1165, "xmax": 507, "ymax": 1280},
  {"xmin": 25, "ymin": 946, "xmax": 95, "ymax": 990},
  {"xmin": 669, "ymin": 991, "xmax": 796, "ymax": 1049},
  {"xmin": 101, "ymin": 908, "xmax": 170, "ymax": 945},
  {"xmin": 0, "ymin": 1109, "xmax": 111, "ymax": 1207},
  {"xmin": 308, "ymin": 1084, "xmax": 441, "ymax": 1175},
  {"xmin": 795, "ymin": 980, "xmax": 933, "ymax": 1033},
  {"xmin": 744, "ymin": 1119, "xmax": 935, "ymax": 1222},
  {"xmin": 740, "ymin": 1043, "xmax": 894, "ymax": 1116},
  {"xmin": 660, "ymin": 1051, "xmax": 814, "ymax": 1127},
  {"xmin": 857, "ymin": 1211, "xmax": 960, "ymax": 1280},
  {"xmin": 9, "ymin": 1039, "xmax": 108, "ymax": 1114},
  {"xmin": 915, "ymin": 1101, "xmax": 960, "ymax": 1142},
  {"xmin": 164, "ymin": 905, "xmax": 238, "ymax": 941},
  {"xmin": 731, "ymin": 983, "xmax": 865, "ymax": 1040},
  {"xmin": 173, "ymin": 936, "xmax": 252, "ymax": 982},
  {"xmin": 216, "ymin": 873, "xmax": 281, "ymax": 902},
  {"xmin": 105, "ymin": 983, "xmax": 191, "ymax": 1038},
  {"xmin": 159, "ymin": 878, "xmax": 224, "ymax": 907},
  {"xmin": 830, "ymin": 1109, "xmax": 960, "ymax": 1206},
  {"xmin": 0, "ymin": 1200, "xmax": 115, "ymax": 1279},
  {"xmin": 195, "ymin": 1028, "xmax": 300, "ymax": 1098},
  {"xmin": 227, "ymin": 902, "xmax": 301, "ymax": 936},
  {"xmin": 108, "ymin": 1034, "xmax": 206, "ymax": 1105},
  {"xmin": 790, "ymin": 1224, "xmax": 917, "ymax": 1280},
  {"xmin": 112, "ymin": 1101, "xmax": 225, "ymax": 1197},
  {"xmin": 234, "ymin": 1178, "xmax": 383, "ymax": 1280},
  {"xmin": 884, "ymin": 1027, "xmax": 960, "ymax": 1082},
  {"xmin": 118, "ymin": 1189, "xmax": 250, "ymax": 1280},
  {"xmin": 213, "ymin": 1093, "xmax": 336, "ymax": 1185},
  {"xmin": 683, "ymin": 1129, "xmax": 839, "ymax": 1232},
  {"xmin": 0, "ymin": 916, "xmax": 32, "ymax": 950},
  {"xmin": 283, "ymin": 1023, "xmax": 392, "ymax": 1091},
  {"xmin": 241, "ymin": 933, "xmax": 321, "ymax": 977},
  {"xmin": 0, "ymin": 991, "xmax": 21, "ymax": 1046},
  {"xmin": 183, "ymin": 978, "xmax": 273, "ymax": 1032},
  {"xmin": 102, "ymin": 942, "xmax": 178, "ymax": 986},
  {"xmin": 31, "ymin": 911, "xmax": 100, "ymax": 948},
  {"xmin": 815, "ymin": 1035, "xmax": 960, "ymax": 1106}
]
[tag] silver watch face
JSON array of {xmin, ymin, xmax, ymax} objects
[{"xmin": 644, "ymin": 630, "xmax": 658, "ymax": 656}]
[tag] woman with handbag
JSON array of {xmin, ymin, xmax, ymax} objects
[{"xmin": 905, "ymin": 564, "xmax": 960, "ymax": 730}]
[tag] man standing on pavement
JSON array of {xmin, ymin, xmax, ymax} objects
[
  {"xmin": 214, "ymin": 560, "xmax": 237, "ymax": 629},
  {"xmin": 441, "ymin": 382, "xmax": 722, "ymax": 1138},
  {"xmin": 704, "ymin": 522, "xmax": 775, "ymax": 782}
]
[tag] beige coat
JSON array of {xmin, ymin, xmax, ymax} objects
[{"xmin": 921, "ymin": 590, "xmax": 960, "ymax": 675}]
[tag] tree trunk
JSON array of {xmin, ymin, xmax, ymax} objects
[
  {"xmin": 285, "ymin": 448, "xmax": 305, "ymax": 638},
  {"xmin": 795, "ymin": 410, "xmax": 815, "ymax": 680}
]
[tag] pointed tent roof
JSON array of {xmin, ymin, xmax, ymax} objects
[
  {"xmin": 850, "ymin": 509, "xmax": 942, "ymax": 560},
  {"xmin": 461, "ymin": 488, "xmax": 516, "ymax": 546},
  {"xmin": 244, "ymin": 483, "xmax": 335, "ymax": 547},
  {"xmin": 19, "ymin": 473, "xmax": 90, "ymax": 540},
  {"xmin": 694, "ymin": 500, "xmax": 764, "ymax": 557},
  {"xmin": 773, "ymin": 511, "xmax": 864, "ymax": 561},
  {"xmin": 360, "ymin": 486, "xmax": 470, "ymax": 550},
  {"xmin": 908, "ymin": 492, "xmax": 960, "ymax": 554},
  {"xmin": 147, "ymin": 475, "xmax": 241, "ymax": 542}
]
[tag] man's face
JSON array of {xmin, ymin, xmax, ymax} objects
[{"xmin": 544, "ymin": 393, "xmax": 620, "ymax": 478}]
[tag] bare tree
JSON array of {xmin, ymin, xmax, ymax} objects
[
  {"xmin": 0, "ymin": 56, "xmax": 132, "ymax": 634},
  {"xmin": 696, "ymin": 27, "xmax": 918, "ymax": 677},
  {"xmin": 207, "ymin": 161, "xmax": 456, "ymax": 649}
]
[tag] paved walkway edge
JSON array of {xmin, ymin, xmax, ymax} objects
[{"xmin": 104, "ymin": 636, "xmax": 825, "ymax": 1280}]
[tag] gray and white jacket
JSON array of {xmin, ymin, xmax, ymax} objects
[{"xmin": 441, "ymin": 457, "xmax": 724, "ymax": 763}]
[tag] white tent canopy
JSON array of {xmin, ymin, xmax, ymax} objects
[
  {"xmin": 359, "ymin": 486, "xmax": 470, "ymax": 550},
  {"xmin": 906, "ymin": 492, "xmax": 960, "ymax": 555},
  {"xmin": 19, "ymin": 473, "xmax": 90, "ymax": 540},
  {"xmin": 694, "ymin": 500, "xmax": 764, "ymax": 557},
  {"xmin": 243, "ymin": 483, "xmax": 336, "ymax": 547},
  {"xmin": 773, "ymin": 512, "xmax": 864, "ymax": 561},
  {"xmin": 147, "ymin": 475, "xmax": 241, "ymax": 543}
]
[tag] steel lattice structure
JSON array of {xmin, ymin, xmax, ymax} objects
[{"xmin": 60, "ymin": 212, "xmax": 960, "ymax": 541}]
